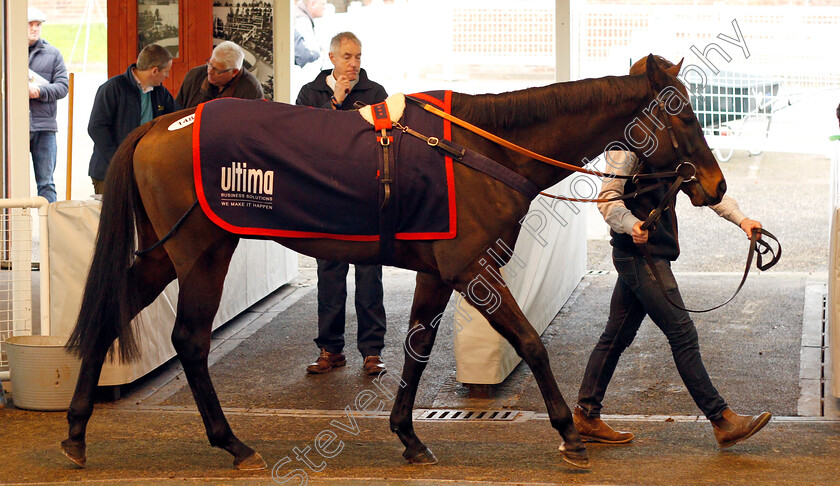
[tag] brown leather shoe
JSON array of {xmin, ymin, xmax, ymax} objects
[
  {"xmin": 362, "ymin": 355, "xmax": 386, "ymax": 375},
  {"xmin": 306, "ymin": 349, "xmax": 346, "ymax": 374},
  {"xmin": 711, "ymin": 408, "xmax": 771, "ymax": 448},
  {"xmin": 573, "ymin": 406, "xmax": 634, "ymax": 444}
]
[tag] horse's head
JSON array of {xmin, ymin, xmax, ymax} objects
[{"xmin": 628, "ymin": 54, "xmax": 726, "ymax": 206}]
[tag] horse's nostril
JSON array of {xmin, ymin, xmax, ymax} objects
[{"xmin": 718, "ymin": 179, "xmax": 727, "ymax": 195}]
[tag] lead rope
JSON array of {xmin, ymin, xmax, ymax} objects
[{"xmin": 639, "ymin": 228, "xmax": 781, "ymax": 313}]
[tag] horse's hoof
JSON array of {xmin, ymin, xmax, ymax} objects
[
  {"xmin": 60, "ymin": 439, "xmax": 86, "ymax": 468},
  {"xmin": 404, "ymin": 447, "xmax": 438, "ymax": 465},
  {"xmin": 559, "ymin": 442, "xmax": 590, "ymax": 469},
  {"xmin": 234, "ymin": 451, "xmax": 267, "ymax": 470}
]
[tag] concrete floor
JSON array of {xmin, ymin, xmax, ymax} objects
[{"xmin": 1, "ymin": 271, "xmax": 839, "ymax": 484}]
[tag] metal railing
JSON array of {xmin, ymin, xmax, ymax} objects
[{"xmin": 0, "ymin": 197, "xmax": 50, "ymax": 380}]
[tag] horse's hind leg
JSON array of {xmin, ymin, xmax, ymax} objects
[
  {"xmin": 169, "ymin": 236, "xmax": 265, "ymax": 470},
  {"xmin": 448, "ymin": 264, "xmax": 590, "ymax": 469},
  {"xmin": 391, "ymin": 272, "xmax": 452, "ymax": 464},
  {"xmin": 62, "ymin": 244, "xmax": 176, "ymax": 467}
]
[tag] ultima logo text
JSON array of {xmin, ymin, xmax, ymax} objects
[{"xmin": 220, "ymin": 162, "xmax": 275, "ymax": 195}]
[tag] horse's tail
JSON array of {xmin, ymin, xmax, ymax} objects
[{"xmin": 66, "ymin": 119, "xmax": 158, "ymax": 364}]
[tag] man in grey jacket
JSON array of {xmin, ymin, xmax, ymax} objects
[{"xmin": 28, "ymin": 7, "xmax": 68, "ymax": 203}]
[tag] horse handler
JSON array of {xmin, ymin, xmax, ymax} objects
[
  {"xmin": 574, "ymin": 141, "xmax": 772, "ymax": 448},
  {"xmin": 296, "ymin": 31, "xmax": 389, "ymax": 376}
]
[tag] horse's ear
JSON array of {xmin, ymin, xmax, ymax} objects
[
  {"xmin": 665, "ymin": 58, "xmax": 684, "ymax": 77},
  {"xmin": 646, "ymin": 54, "xmax": 670, "ymax": 91}
]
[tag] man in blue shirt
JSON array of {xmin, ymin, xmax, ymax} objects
[{"xmin": 88, "ymin": 44, "xmax": 178, "ymax": 193}]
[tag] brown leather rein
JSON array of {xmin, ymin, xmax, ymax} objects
[
  {"xmin": 405, "ymin": 96, "xmax": 677, "ymax": 188},
  {"xmin": 405, "ymin": 95, "xmax": 782, "ymax": 313}
]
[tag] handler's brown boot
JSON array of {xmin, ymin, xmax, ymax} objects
[
  {"xmin": 573, "ymin": 406, "xmax": 634, "ymax": 444},
  {"xmin": 711, "ymin": 408, "xmax": 772, "ymax": 448},
  {"xmin": 306, "ymin": 349, "xmax": 346, "ymax": 374}
]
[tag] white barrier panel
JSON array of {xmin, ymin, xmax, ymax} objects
[
  {"xmin": 47, "ymin": 200, "xmax": 298, "ymax": 386},
  {"xmin": 829, "ymin": 139, "xmax": 840, "ymax": 398}
]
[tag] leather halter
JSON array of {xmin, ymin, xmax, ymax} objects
[{"xmin": 636, "ymin": 97, "xmax": 698, "ymax": 230}]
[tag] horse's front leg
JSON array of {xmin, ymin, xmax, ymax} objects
[
  {"xmin": 448, "ymin": 263, "xmax": 590, "ymax": 469},
  {"xmin": 62, "ymin": 247, "xmax": 176, "ymax": 467},
  {"xmin": 391, "ymin": 272, "xmax": 452, "ymax": 464}
]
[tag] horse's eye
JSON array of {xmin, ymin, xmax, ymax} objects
[{"xmin": 679, "ymin": 114, "xmax": 696, "ymax": 125}]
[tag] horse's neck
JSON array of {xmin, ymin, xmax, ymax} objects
[
  {"xmin": 453, "ymin": 78, "xmax": 649, "ymax": 191},
  {"xmin": 513, "ymin": 98, "xmax": 644, "ymax": 190}
]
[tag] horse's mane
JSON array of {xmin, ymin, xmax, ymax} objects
[{"xmin": 456, "ymin": 75, "xmax": 651, "ymax": 129}]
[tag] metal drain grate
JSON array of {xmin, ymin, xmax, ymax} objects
[{"xmin": 417, "ymin": 409, "xmax": 521, "ymax": 421}]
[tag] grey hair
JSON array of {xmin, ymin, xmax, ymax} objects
[
  {"xmin": 212, "ymin": 41, "xmax": 245, "ymax": 71},
  {"xmin": 329, "ymin": 32, "xmax": 362, "ymax": 55}
]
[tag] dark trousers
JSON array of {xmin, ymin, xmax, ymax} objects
[
  {"xmin": 315, "ymin": 259, "xmax": 386, "ymax": 357},
  {"xmin": 577, "ymin": 248, "xmax": 727, "ymax": 421},
  {"xmin": 30, "ymin": 131, "xmax": 57, "ymax": 203}
]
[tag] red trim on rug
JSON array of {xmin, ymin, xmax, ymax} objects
[
  {"xmin": 444, "ymin": 90, "xmax": 457, "ymax": 238},
  {"xmin": 396, "ymin": 90, "xmax": 456, "ymax": 240},
  {"xmin": 409, "ymin": 92, "xmax": 445, "ymax": 109},
  {"xmin": 193, "ymin": 102, "xmax": 220, "ymax": 231}
]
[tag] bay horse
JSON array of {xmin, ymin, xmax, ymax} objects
[{"xmin": 61, "ymin": 55, "xmax": 726, "ymax": 471}]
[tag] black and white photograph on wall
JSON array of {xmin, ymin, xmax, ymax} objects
[
  {"xmin": 213, "ymin": 1, "xmax": 274, "ymax": 100},
  {"xmin": 138, "ymin": 0, "xmax": 180, "ymax": 57}
]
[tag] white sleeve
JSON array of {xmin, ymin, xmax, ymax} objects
[
  {"xmin": 596, "ymin": 151, "xmax": 642, "ymax": 235},
  {"xmin": 709, "ymin": 194, "xmax": 748, "ymax": 225}
]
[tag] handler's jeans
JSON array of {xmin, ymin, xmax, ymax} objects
[
  {"xmin": 577, "ymin": 248, "xmax": 728, "ymax": 421},
  {"xmin": 315, "ymin": 259, "xmax": 387, "ymax": 357},
  {"xmin": 30, "ymin": 131, "xmax": 57, "ymax": 203}
]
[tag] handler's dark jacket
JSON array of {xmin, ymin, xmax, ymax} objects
[
  {"xmin": 28, "ymin": 39, "xmax": 69, "ymax": 132},
  {"xmin": 175, "ymin": 64, "xmax": 264, "ymax": 109},
  {"xmin": 295, "ymin": 68, "xmax": 387, "ymax": 111},
  {"xmin": 610, "ymin": 169, "xmax": 680, "ymax": 261},
  {"xmin": 87, "ymin": 64, "xmax": 179, "ymax": 180}
]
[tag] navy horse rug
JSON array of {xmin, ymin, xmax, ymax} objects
[{"xmin": 191, "ymin": 92, "xmax": 458, "ymax": 241}]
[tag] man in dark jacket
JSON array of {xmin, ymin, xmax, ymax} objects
[
  {"xmin": 28, "ymin": 7, "xmax": 68, "ymax": 203},
  {"xmin": 88, "ymin": 44, "xmax": 178, "ymax": 193},
  {"xmin": 296, "ymin": 32, "xmax": 389, "ymax": 376},
  {"xmin": 175, "ymin": 41, "xmax": 263, "ymax": 108}
]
